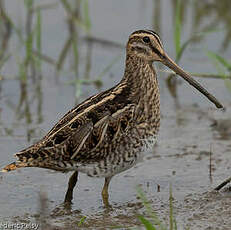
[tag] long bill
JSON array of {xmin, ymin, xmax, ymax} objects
[{"xmin": 161, "ymin": 53, "xmax": 223, "ymax": 109}]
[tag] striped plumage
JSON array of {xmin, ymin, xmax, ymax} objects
[{"xmin": 2, "ymin": 30, "xmax": 223, "ymax": 206}]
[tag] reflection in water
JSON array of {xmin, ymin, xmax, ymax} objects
[
  {"xmin": 17, "ymin": 81, "xmax": 32, "ymax": 124},
  {"xmin": 166, "ymin": 73, "xmax": 180, "ymax": 108},
  {"xmin": 35, "ymin": 74, "xmax": 43, "ymax": 124}
]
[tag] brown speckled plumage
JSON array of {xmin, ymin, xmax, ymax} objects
[{"xmin": 2, "ymin": 30, "xmax": 223, "ymax": 206}]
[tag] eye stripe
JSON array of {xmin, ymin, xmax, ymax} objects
[
  {"xmin": 150, "ymin": 46, "xmax": 163, "ymax": 58},
  {"xmin": 131, "ymin": 30, "xmax": 163, "ymax": 47},
  {"xmin": 129, "ymin": 30, "xmax": 164, "ymax": 58}
]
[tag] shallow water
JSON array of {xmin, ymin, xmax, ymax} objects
[{"xmin": 0, "ymin": 0, "xmax": 231, "ymax": 229}]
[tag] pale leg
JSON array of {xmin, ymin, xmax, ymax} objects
[{"xmin": 101, "ymin": 177, "xmax": 112, "ymax": 207}]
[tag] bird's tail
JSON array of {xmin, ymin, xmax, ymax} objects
[
  {"xmin": 1, "ymin": 149, "xmax": 69, "ymax": 172},
  {"xmin": 1, "ymin": 161, "xmax": 27, "ymax": 172},
  {"xmin": 1, "ymin": 148, "xmax": 34, "ymax": 172}
]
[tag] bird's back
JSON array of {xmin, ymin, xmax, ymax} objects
[{"xmin": 4, "ymin": 81, "xmax": 147, "ymax": 174}]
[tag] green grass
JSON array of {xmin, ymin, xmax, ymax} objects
[
  {"xmin": 171, "ymin": 0, "xmax": 231, "ymax": 97},
  {"xmin": 61, "ymin": 0, "xmax": 91, "ymax": 33},
  {"xmin": 3, "ymin": 0, "xmax": 44, "ymax": 81},
  {"xmin": 173, "ymin": 0, "xmax": 193, "ymax": 64},
  {"xmin": 3, "ymin": 0, "xmax": 229, "ymax": 98},
  {"xmin": 77, "ymin": 216, "xmax": 87, "ymax": 227},
  {"xmin": 82, "ymin": 0, "xmax": 91, "ymax": 31},
  {"xmin": 72, "ymin": 29, "xmax": 79, "ymax": 76},
  {"xmin": 174, "ymin": 0, "xmax": 182, "ymax": 63},
  {"xmin": 137, "ymin": 186, "xmax": 168, "ymax": 230},
  {"xmin": 24, "ymin": 0, "xmax": 33, "ymax": 9},
  {"xmin": 136, "ymin": 185, "xmax": 185, "ymax": 230},
  {"xmin": 35, "ymin": 8, "xmax": 42, "ymax": 72},
  {"xmin": 24, "ymin": 28, "xmax": 33, "ymax": 67},
  {"xmin": 207, "ymin": 50, "xmax": 231, "ymax": 92},
  {"xmin": 173, "ymin": 0, "xmax": 219, "ymax": 64},
  {"xmin": 66, "ymin": 55, "xmax": 120, "ymax": 99},
  {"xmin": 207, "ymin": 51, "xmax": 231, "ymax": 72},
  {"xmin": 4, "ymin": 0, "xmax": 92, "ymax": 82}
]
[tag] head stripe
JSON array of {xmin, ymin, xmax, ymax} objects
[
  {"xmin": 131, "ymin": 30, "xmax": 159, "ymax": 36},
  {"xmin": 131, "ymin": 30, "xmax": 162, "ymax": 47}
]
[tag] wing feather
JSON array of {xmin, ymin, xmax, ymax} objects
[
  {"xmin": 15, "ymin": 101, "xmax": 136, "ymax": 164},
  {"xmin": 71, "ymin": 121, "xmax": 93, "ymax": 159}
]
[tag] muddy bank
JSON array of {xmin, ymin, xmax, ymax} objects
[{"xmin": 1, "ymin": 104, "xmax": 230, "ymax": 230}]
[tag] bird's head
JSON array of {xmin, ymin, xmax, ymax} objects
[
  {"xmin": 126, "ymin": 29, "xmax": 223, "ymax": 109},
  {"xmin": 127, "ymin": 30, "xmax": 164, "ymax": 62}
]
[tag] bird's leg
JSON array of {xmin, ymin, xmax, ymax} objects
[
  {"xmin": 101, "ymin": 177, "xmax": 112, "ymax": 207},
  {"xmin": 64, "ymin": 171, "xmax": 78, "ymax": 204}
]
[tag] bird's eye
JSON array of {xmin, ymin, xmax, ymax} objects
[{"xmin": 143, "ymin": 36, "xmax": 150, "ymax": 43}]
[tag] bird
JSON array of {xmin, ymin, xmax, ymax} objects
[{"xmin": 1, "ymin": 29, "xmax": 223, "ymax": 207}]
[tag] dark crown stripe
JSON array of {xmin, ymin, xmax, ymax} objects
[{"xmin": 131, "ymin": 30, "xmax": 159, "ymax": 36}]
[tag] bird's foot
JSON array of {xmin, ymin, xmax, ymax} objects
[{"xmin": 50, "ymin": 201, "xmax": 80, "ymax": 217}]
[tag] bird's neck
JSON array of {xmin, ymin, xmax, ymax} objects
[
  {"xmin": 123, "ymin": 54, "xmax": 158, "ymax": 92},
  {"xmin": 122, "ymin": 55, "xmax": 160, "ymax": 126}
]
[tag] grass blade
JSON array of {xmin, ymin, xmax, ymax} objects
[
  {"xmin": 83, "ymin": 0, "xmax": 91, "ymax": 31},
  {"xmin": 25, "ymin": 30, "xmax": 33, "ymax": 66},
  {"xmin": 207, "ymin": 50, "xmax": 231, "ymax": 93},
  {"xmin": 35, "ymin": 9, "xmax": 41, "ymax": 71},
  {"xmin": 207, "ymin": 50, "xmax": 227, "ymax": 77},
  {"xmin": 176, "ymin": 37, "xmax": 192, "ymax": 63},
  {"xmin": 77, "ymin": 216, "xmax": 86, "ymax": 227},
  {"xmin": 207, "ymin": 51, "xmax": 231, "ymax": 71},
  {"xmin": 138, "ymin": 216, "xmax": 157, "ymax": 230},
  {"xmin": 137, "ymin": 186, "xmax": 167, "ymax": 230},
  {"xmin": 36, "ymin": 10, "xmax": 41, "ymax": 54},
  {"xmin": 169, "ymin": 184, "xmax": 174, "ymax": 230},
  {"xmin": 72, "ymin": 35, "xmax": 79, "ymax": 75},
  {"xmin": 174, "ymin": 0, "xmax": 181, "ymax": 60},
  {"xmin": 207, "ymin": 51, "xmax": 225, "ymax": 74},
  {"xmin": 24, "ymin": 0, "xmax": 33, "ymax": 9},
  {"xmin": 60, "ymin": 0, "xmax": 72, "ymax": 14},
  {"xmin": 176, "ymin": 28, "xmax": 218, "ymax": 63}
]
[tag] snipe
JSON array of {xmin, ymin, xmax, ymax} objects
[{"xmin": 2, "ymin": 30, "xmax": 223, "ymax": 207}]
